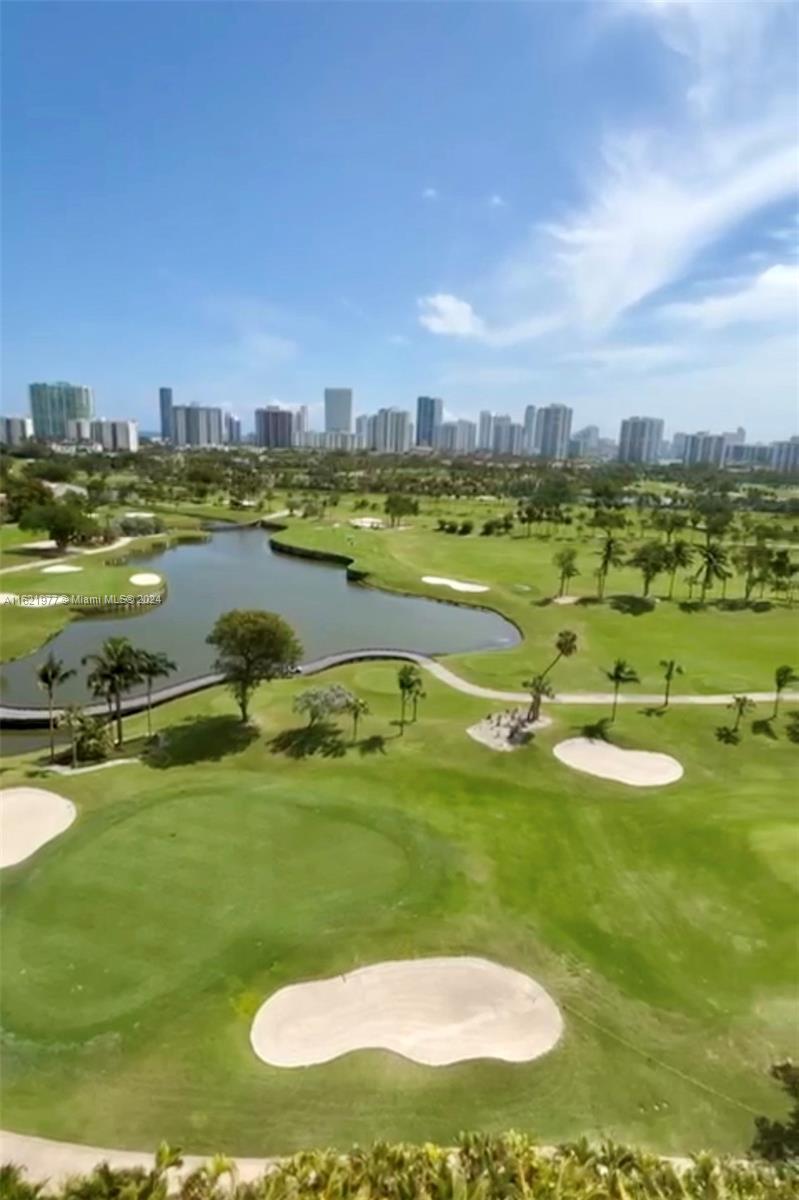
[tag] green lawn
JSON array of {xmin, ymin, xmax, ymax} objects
[{"xmin": 0, "ymin": 664, "xmax": 796, "ymax": 1156}]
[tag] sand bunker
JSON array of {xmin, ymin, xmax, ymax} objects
[
  {"xmin": 40, "ymin": 564, "xmax": 83, "ymax": 575},
  {"xmin": 422, "ymin": 576, "xmax": 489, "ymax": 594},
  {"xmin": 349, "ymin": 517, "xmax": 384, "ymax": 529},
  {"xmin": 553, "ymin": 737, "xmax": 684, "ymax": 787},
  {"xmin": 129, "ymin": 573, "xmax": 162, "ymax": 586},
  {"xmin": 250, "ymin": 956, "xmax": 562, "ymax": 1068},
  {"xmin": 468, "ymin": 710, "xmax": 552, "ymax": 752},
  {"xmin": 553, "ymin": 595, "xmax": 578, "ymax": 605},
  {"xmin": 0, "ymin": 787, "xmax": 76, "ymax": 868},
  {"xmin": 124, "ymin": 511, "xmax": 155, "ymax": 519}
]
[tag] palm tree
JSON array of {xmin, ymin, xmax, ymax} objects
[
  {"xmin": 82, "ymin": 637, "xmax": 143, "ymax": 748},
  {"xmin": 695, "ymin": 542, "xmax": 730, "ymax": 603},
  {"xmin": 522, "ymin": 673, "xmax": 554, "ymax": 724},
  {"xmin": 58, "ymin": 703, "xmax": 84, "ymax": 769},
  {"xmin": 773, "ymin": 664, "xmax": 798, "ymax": 719},
  {"xmin": 663, "ymin": 539, "xmax": 694, "ymax": 600},
  {"xmin": 552, "ymin": 548, "xmax": 579, "ymax": 597},
  {"xmin": 603, "ymin": 658, "xmax": 640, "ymax": 722},
  {"xmin": 728, "ymin": 694, "xmax": 755, "ymax": 733},
  {"xmin": 595, "ymin": 533, "xmax": 625, "ymax": 600},
  {"xmin": 397, "ymin": 664, "xmax": 423, "ymax": 733},
  {"xmin": 628, "ymin": 541, "xmax": 667, "ymax": 597},
  {"xmin": 542, "ymin": 629, "xmax": 578, "ymax": 678},
  {"xmin": 659, "ymin": 658, "xmax": 683, "ymax": 709},
  {"xmin": 347, "ymin": 695, "xmax": 370, "ymax": 742},
  {"xmin": 135, "ymin": 649, "xmax": 177, "ymax": 739},
  {"xmin": 36, "ymin": 652, "xmax": 75, "ymax": 762}
]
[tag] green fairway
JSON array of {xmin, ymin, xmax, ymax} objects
[{"xmin": 1, "ymin": 664, "xmax": 796, "ymax": 1156}]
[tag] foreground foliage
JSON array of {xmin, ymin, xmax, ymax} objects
[{"xmin": 2, "ymin": 1134, "xmax": 796, "ymax": 1199}]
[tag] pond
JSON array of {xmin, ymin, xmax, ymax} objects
[{"xmin": 0, "ymin": 527, "xmax": 518, "ymax": 710}]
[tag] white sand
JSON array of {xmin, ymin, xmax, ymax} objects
[
  {"xmin": 40, "ymin": 564, "xmax": 83, "ymax": 574},
  {"xmin": 349, "ymin": 517, "xmax": 384, "ymax": 529},
  {"xmin": 20, "ymin": 538, "xmax": 58, "ymax": 551},
  {"xmin": 250, "ymin": 956, "xmax": 563, "ymax": 1068},
  {"xmin": 124, "ymin": 511, "xmax": 155, "ymax": 519},
  {"xmin": 422, "ymin": 575, "xmax": 489, "ymax": 594},
  {"xmin": 553, "ymin": 737, "xmax": 684, "ymax": 787},
  {"xmin": 467, "ymin": 711, "xmax": 552, "ymax": 752},
  {"xmin": 129, "ymin": 573, "xmax": 162, "ymax": 586},
  {"xmin": 0, "ymin": 787, "xmax": 76, "ymax": 868},
  {"xmin": 553, "ymin": 595, "xmax": 578, "ymax": 605}
]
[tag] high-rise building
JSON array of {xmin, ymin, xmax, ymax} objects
[
  {"xmin": 29, "ymin": 382, "xmax": 94, "ymax": 440},
  {"xmin": 434, "ymin": 419, "xmax": 477, "ymax": 455},
  {"xmin": 324, "ymin": 388, "xmax": 353, "ymax": 434},
  {"xmin": 355, "ymin": 414, "xmax": 369, "ymax": 448},
  {"xmin": 369, "ymin": 407, "xmax": 412, "ymax": 453},
  {"xmin": 159, "ymin": 387, "xmax": 173, "ymax": 441},
  {"xmin": 671, "ymin": 432, "xmax": 688, "ymax": 461},
  {"xmin": 87, "ymin": 419, "xmax": 138, "ymax": 452},
  {"xmin": 618, "ymin": 416, "xmax": 664, "ymax": 464},
  {"xmin": 0, "ymin": 416, "xmax": 33, "ymax": 446},
  {"xmin": 770, "ymin": 438, "xmax": 799, "ymax": 474},
  {"xmin": 492, "ymin": 414, "xmax": 513, "ymax": 455},
  {"xmin": 570, "ymin": 425, "xmax": 600, "ymax": 458},
  {"xmin": 255, "ymin": 406, "xmax": 293, "ymax": 448},
  {"xmin": 683, "ymin": 431, "xmax": 727, "ymax": 467},
  {"xmin": 170, "ymin": 404, "xmax": 224, "ymax": 447},
  {"xmin": 111, "ymin": 420, "xmax": 139, "ymax": 452},
  {"xmin": 478, "ymin": 410, "xmax": 494, "ymax": 451},
  {"xmin": 66, "ymin": 418, "xmax": 93, "ymax": 443},
  {"xmin": 224, "ymin": 412, "xmax": 242, "ymax": 445},
  {"xmin": 415, "ymin": 395, "xmax": 443, "ymax": 447},
  {"xmin": 292, "ymin": 405, "xmax": 309, "ymax": 446},
  {"xmin": 538, "ymin": 404, "xmax": 573, "ymax": 460},
  {"xmin": 523, "ymin": 405, "xmax": 537, "ymax": 454}
]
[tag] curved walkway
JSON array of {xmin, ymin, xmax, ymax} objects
[
  {"xmin": 2, "ymin": 647, "xmax": 793, "ymax": 728},
  {"xmin": 0, "ymin": 536, "xmax": 134, "ymax": 577}
]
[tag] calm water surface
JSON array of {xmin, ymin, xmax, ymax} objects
[{"xmin": 1, "ymin": 528, "xmax": 517, "ymax": 709}]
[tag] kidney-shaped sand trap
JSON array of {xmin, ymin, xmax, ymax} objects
[
  {"xmin": 251, "ymin": 956, "xmax": 563, "ymax": 1068},
  {"xmin": 554, "ymin": 737, "xmax": 683, "ymax": 787},
  {"xmin": 422, "ymin": 575, "xmax": 489, "ymax": 594},
  {"xmin": 129, "ymin": 573, "xmax": 162, "ymax": 586},
  {"xmin": 0, "ymin": 787, "xmax": 76, "ymax": 868}
]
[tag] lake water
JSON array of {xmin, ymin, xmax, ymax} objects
[{"xmin": 0, "ymin": 527, "xmax": 517, "ymax": 709}]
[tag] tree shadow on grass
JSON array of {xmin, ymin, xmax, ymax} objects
[
  {"xmin": 678, "ymin": 601, "xmax": 704, "ymax": 614},
  {"xmin": 715, "ymin": 725, "xmax": 741, "ymax": 745},
  {"xmin": 145, "ymin": 715, "xmax": 259, "ymax": 768},
  {"xmin": 575, "ymin": 596, "xmax": 601, "ymax": 607},
  {"xmin": 640, "ymin": 705, "xmax": 666, "ymax": 718},
  {"xmin": 752, "ymin": 717, "xmax": 778, "ymax": 741},
  {"xmin": 270, "ymin": 722, "xmax": 347, "ymax": 759},
  {"xmin": 785, "ymin": 710, "xmax": 799, "ymax": 744},
  {"xmin": 358, "ymin": 734, "xmax": 388, "ymax": 756},
  {"xmin": 577, "ymin": 717, "xmax": 612, "ymax": 742},
  {"xmin": 608, "ymin": 594, "xmax": 656, "ymax": 617}
]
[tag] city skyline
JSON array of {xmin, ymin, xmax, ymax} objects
[{"xmin": 2, "ymin": 3, "xmax": 797, "ymax": 439}]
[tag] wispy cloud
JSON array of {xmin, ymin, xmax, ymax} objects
[
  {"xmin": 417, "ymin": 293, "xmax": 562, "ymax": 347},
  {"xmin": 663, "ymin": 262, "xmax": 799, "ymax": 328}
]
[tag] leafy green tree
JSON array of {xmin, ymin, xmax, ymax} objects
[
  {"xmin": 595, "ymin": 533, "xmax": 625, "ymax": 600},
  {"xmin": 522, "ymin": 673, "xmax": 554, "ymax": 723},
  {"xmin": 695, "ymin": 541, "xmax": 730, "ymax": 602},
  {"xmin": 627, "ymin": 541, "xmax": 667, "ymax": 597},
  {"xmin": 293, "ymin": 686, "xmax": 351, "ymax": 726},
  {"xmin": 384, "ymin": 494, "xmax": 418, "ymax": 527},
  {"xmin": 397, "ymin": 664, "xmax": 424, "ymax": 732},
  {"xmin": 773, "ymin": 664, "xmax": 798, "ymax": 719},
  {"xmin": 770, "ymin": 549, "xmax": 797, "ymax": 602},
  {"xmin": 733, "ymin": 543, "xmax": 771, "ymax": 602},
  {"xmin": 751, "ymin": 1060, "xmax": 799, "ymax": 1161},
  {"xmin": 728, "ymin": 694, "xmax": 755, "ymax": 733},
  {"xmin": 207, "ymin": 610, "xmax": 302, "ymax": 724},
  {"xmin": 663, "ymin": 539, "xmax": 694, "ymax": 599},
  {"xmin": 82, "ymin": 637, "xmax": 143, "ymax": 748},
  {"xmin": 651, "ymin": 510, "xmax": 687, "ymax": 543},
  {"xmin": 659, "ymin": 658, "xmax": 683, "ymax": 709},
  {"xmin": 603, "ymin": 658, "xmax": 640, "ymax": 722},
  {"xmin": 36, "ymin": 652, "xmax": 75, "ymax": 762},
  {"xmin": 135, "ymin": 650, "xmax": 177, "ymax": 739},
  {"xmin": 19, "ymin": 498, "xmax": 98, "ymax": 551},
  {"xmin": 553, "ymin": 548, "xmax": 579, "ymax": 597}
]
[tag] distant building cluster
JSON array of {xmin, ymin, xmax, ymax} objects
[{"xmin": 1, "ymin": 380, "xmax": 796, "ymax": 473}]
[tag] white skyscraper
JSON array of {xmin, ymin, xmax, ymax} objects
[
  {"xmin": 538, "ymin": 404, "xmax": 573, "ymax": 460},
  {"xmin": 492, "ymin": 414, "xmax": 513, "ymax": 454},
  {"xmin": 523, "ymin": 405, "xmax": 537, "ymax": 454},
  {"xmin": 478, "ymin": 410, "xmax": 494, "ymax": 451},
  {"xmin": 324, "ymin": 388, "xmax": 353, "ymax": 433},
  {"xmin": 618, "ymin": 416, "xmax": 664, "ymax": 464}
]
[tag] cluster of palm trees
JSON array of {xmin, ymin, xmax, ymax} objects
[
  {"xmin": 36, "ymin": 638, "xmax": 176, "ymax": 763},
  {"xmin": 553, "ymin": 532, "xmax": 796, "ymax": 605}
]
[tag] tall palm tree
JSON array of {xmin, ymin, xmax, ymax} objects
[
  {"xmin": 397, "ymin": 664, "xmax": 423, "ymax": 734},
  {"xmin": 347, "ymin": 695, "xmax": 370, "ymax": 742},
  {"xmin": 628, "ymin": 541, "xmax": 667, "ymax": 597},
  {"xmin": 728, "ymin": 694, "xmax": 755, "ymax": 733},
  {"xmin": 36, "ymin": 652, "xmax": 75, "ymax": 762},
  {"xmin": 58, "ymin": 703, "xmax": 84, "ymax": 769},
  {"xmin": 603, "ymin": 658, "xmax": 640, "ymax": 722},
  {"xmin": 595, "ymin": 534, "xmax": 625, "ymax": 600},
  {"xmin": 522, "ymin": 673, "xmax": 554, "ymax": 723},
  {"xmin": 82, "ymin": 637, "xmax": 142, "ymax": 748},
  {"xmin": 659, "ymin": 658, "xmax": 683, "ymax": 709},
  {"xmin": 695, "ymin": 542, "xmax": 730, "ymax": 603},
  {"xmin": 542, "ymin": 630, "xmax": 578, "ymax": 678},
  {"xmin": 773, "ymin": 664, "xmax": 798, "ymax": 719},
  {"xmin": 135, "ymin": 649, "xmax": 177, "ymax": 739},
  {"xmin": 552, "ymin": 548, "xmax": 579, "ymax": 597},
  {"xmin": 664, "ymin": 539, "xmax": 694, "ymax": 600}
]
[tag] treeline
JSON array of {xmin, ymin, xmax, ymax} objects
[{"xmin": 2, "ymin": 1132, "xmax": 796, "ymax": 1199}]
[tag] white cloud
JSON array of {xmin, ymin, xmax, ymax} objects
[
  {"xmin": 422, "ymin": 187, "xmax": 439, "ymax": 201},
  {"xmin": 663, "ymin": 262, "xmax": 799, "ymax": 327},
  {"xmin": 564, "ymin": 343, "xmax": 693, "ymax": 371},
  {"xmin": 488, "ymin": 194, "xmax": 506, "ymax": 208},
  {"xmin": 418, "ymin": 294, "xmax": 485, "ymax": 337}
]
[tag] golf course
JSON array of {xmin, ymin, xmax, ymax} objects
[{"xmin": 0, "ymin": 493, "xmax": 797, "ymax": 1160}]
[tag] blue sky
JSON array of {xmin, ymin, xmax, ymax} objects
[{"xmin": 2, "ymin": 1, "xmax": 797, "ymax": 439}]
